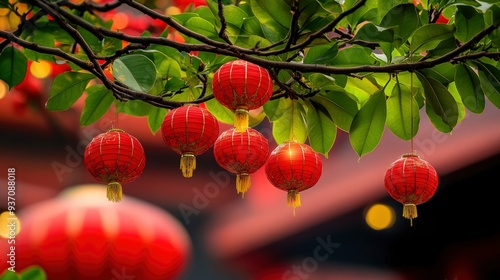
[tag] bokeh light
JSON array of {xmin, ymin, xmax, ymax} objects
[
  {"xmin": 365, "ymin": 203, "xmax": 395, "ymax": 230},
  {"xmin": 0, "ymin": 211, "xmax": 21, "ymax": 239},
  {"xmin": 0, "ymin": 81, "xmax": 7, "ymax": 99},
  {"xmin": 30, "ymin": 60, "xmax": 53, "ymax": 79}
]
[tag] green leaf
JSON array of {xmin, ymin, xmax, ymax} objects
[
  {"xmin": 19, "ymin": 266, "xmax": 46, "ymax": 280},
  {"xmin": 475, "ymin": 61, "xmax": 500, "ymax": 109},
  {"xmin": 249, "ymin": 0, "xmax": 290, "ymax": 41},
  {"xmin": 331, "ymin": 45, "xmax": 376, "ymax": 67},
  {"xmin": 345, "ymin": 0, "xmax": 379, "ymax": 27},
  {"xmin": 416, "ymin": 71, "xmax": 459, "ymax": 131},
  {"xmin": 232, "ymin": 34, "xmax": 272, "ymax": 49},
  {"xmin": 80, "ymin": 85, "xmax": 115, "ymax": 126},
  {"xmin": 410, "ymin": 24, "xmax": 455, "ymax": 53},
  {"xmin": 116, "ymin": 100, "xmax": 153, "ymax": 117},
  {"xmin": 379, "ymin": 4, "xmax": 419, "ymax": 47},
  {"xmin": 271, "ymin": 99, "xmax": 308, "ymax": 144},
  {"xmin": 0, "ymin": 270, "xmax": 19, "ymax": 280},
  {"xmin": 205, "ymin": 98, "xmax": 234, "ymax": 124},
  {"xmin": 349, "ymin": 90, "xmax": 387, "ymax": 158},
  {"xmin": 20, "ymin": 24, "xmax": 56, "ymax": 62},
  {"xmin": 263, "ymin": 97, "xmax": 290, "ymax": 121},
  {"xmin": 304, "ymin": 42, "xmax": 339, "ymax": 65},
  {"xmin": 113, "ymin": 54, "xmax": 157, "ymax": 92},
  {"xmin": 354, "ymin": 23, "xmax": 395, "ymax": 43},
  {"xmin": 164, "ymin": 77, "xmax": 186, "ymax": 92},
  {"xmin": 240, "ymin": 17, "xmax": 265, "ymax": 37},
  {"xmin": 148, "ymin": 106, "xmax": 168, "ymax": 134},
  {"xmin": 386, "ymin": 82, "xmax": 420, "ymax": 140},
  {"xmin": 454, "ymin": 5, "xmax": 485, "ymax": 42},
  {"xmin": 454, "ymin": 63, "xmax": 485, "ymax": 114},
  {"xmin": 185, "ymin": 17, "xmax": 219, "ymax": 40},
  {"xmin": 221, "ymin": 5, "xmax": 249, "ymax": 35},
  {"xmin": 418, "ymin": 62, "xmax": 455, "ymax": 85},
  {"xmin": 0, "ymin": 46, "xmax": 27, "ymax": 89},
  {"xmin": 46, "ymin": 72, "xmax": 95, "ymax": 110},
  {"xmin": 310, "ymin": 91, "xmax": 358, "ymax": 132},
  {"xmin": 306, "ymin": 100, "xmax": 337, "ymax": 157}
]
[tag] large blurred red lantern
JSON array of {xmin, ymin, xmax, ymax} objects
[
  {"xmin": 161, "ymin": 104, "xmax": 219, "ymax": 178},
  {"xmin": 0, "ymin": 185, "xmax": 191, "ymax": 280},
  {"xmin": 84, "ymin": 128, "xmax": 145, "ymax": 202},
  {"xmin": 212, "ymin": 59, "xmax": 273, "ymax": 132},
  {"xmin": 213, "ymin": 127, "xmax": 269, "ymax": 197},
  {"xmin": 265, "ymin": 141, "xmax": 322, "ymax": 215},
  {"xmin": 384, "ymin": 153, "xmax": 439, "ymax": 225}
]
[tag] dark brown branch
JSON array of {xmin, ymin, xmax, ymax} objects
[
  {"xmin": 32, "ymin": 0, "xmax": 110, "ymax": 87},
  {"xmin": 260, "ymin": 0, "xmax": 368, "ymax": 56},
  {"xmin": 216, "ymin": 0, "xmax": 233, "ymax": 45},
  {"xmin": 0, "ymin": 10, "xmax": 46, "ymax": 52},
  {"xmin": 57, "ymin": 0, "xmax": 123, "ymax": 13},
  {"xmin": 285, "ymin": 0, "xmax": 301, "ymax": 50}
]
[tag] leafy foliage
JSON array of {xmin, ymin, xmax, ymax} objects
[
  {"xmin": 1, "ymin": 0, "xmax": 500, "ymax": 158},
  {"xmin": 0, "ymin": 266, "xmax": 47, "ymax": 280}
]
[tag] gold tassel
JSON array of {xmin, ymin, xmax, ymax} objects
[
  {"xmin": 287, "ymin": 190, "xmax": 301, "ymax": 217},
  {"xmin": 402, "ymin": 203, "xmax": 417, "ymax": 226},
  {"xmin": 107, "ymin": 182, "xmax": 123, "ymax": 202},
  {"xmin": 236, "ymin": 173, "xmax": 251, "ymax": 198},
  {"xmin": 234, "ymin": 107, "xmax": 249, "ymax": 132},
  {"xmin": 180, "ymin": 153, "xmax": 196, "ymax": 178}
]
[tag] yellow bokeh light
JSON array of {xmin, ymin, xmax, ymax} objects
[
  {"xmin": 0, "ymin": 211, "xmax": 21, "ymax": 238},
  {"xmin": 165, "ymin": 6, "xmax": 181, "ymax": 16},
  {"xmin": 30, "ymin": 60, "xmax": 53, "ymax": 79},
  {"xmin": 365, "ymin": 203, "xmax": 395, "ymax": 230},
  {"xmin": 112, "ymin": 12, "xmax": 129, "ymax": 30},
  {"xmin": 0, "ymin": 80, "xmax": 7, "ymax": 99}
]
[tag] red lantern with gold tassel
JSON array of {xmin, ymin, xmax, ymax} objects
[
  {"xmin": 84, "ymin": 128, "xmax": 146, "ymax": 202},
  {"xmin": 384, "ymin": 153, "xmax": 439, "ymax": 225},
  {"xmin": 213, "ymin": 127, "xmax": 269, "ymax": 197},
  {"xmin": 212, "ymin": 59, "xmax": 273, "ymax": 132},
  {"xmin": 265, "ymin": 141, "xmax": 322, "ymax": 215},
  {"xmin": 161, "ymin": 104, "xmax": 219, "ymax": 178}
]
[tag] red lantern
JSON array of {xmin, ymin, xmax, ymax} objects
[
  {"xmin": 384, "ymin": 153, "xmax": 439, "ymax": 225},
  {"xmin": 265, "ymin": 141, "xmax": 322, "ymax": 214},
  {"xmin": 212, "ymin": 59, "xmax": 273, "ymax": 132},
  {"xmin": 84, "ymin": 128, "xmax": 145, "ymax": 202},
  {"xmin": 0, "ymin": 185, "xmax": 192, "ymax": 280},
  {"xmin": 213, "ymin": 127, "xmax": 269, "ymax": 197},
  {"xmin": 161, "ymin": 104, "xmax": 219, "ymax": 178}
]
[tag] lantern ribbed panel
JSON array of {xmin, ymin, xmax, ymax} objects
[
  {"xmin": 84, "ymin": 129, "xmax": 145, "ymax": 185},
  {"xmin": 0, "ymin": 185, "xmax": 191, "ymax": 280},
  {"xmin": 265, "ymin": 141, "xmax": 322, "ymax": 192},
  {"xmin": 384, "ymin": 153, "xmax": 439, "ymax": 205},
  {"xmin": 212, "ymin": 59, "xmax": 273, "ymax": 110},
  {"xmin": 213, "ymin": 128, "xmax": 269, "ymax": 174},
  {"xmin": 161, "ymin": 105, "xmax": 219, "ymax": 156}
]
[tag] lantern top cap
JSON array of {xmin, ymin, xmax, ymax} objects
[
  {"xmin": 401, "ymin": 153, "xmax": 419, "ymax": 158},
  {"xmin": 108, "ymin": 128, "xmax": 125, "ymax": 133}
]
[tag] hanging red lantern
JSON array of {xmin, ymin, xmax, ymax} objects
[
  {"xmin": 212, "ymin": 59, "xmax": 273, "ymax": 132},
  {"xmin": 161, "ymin": 104, "xmax": 219, "ymax": 178},
  {"xmin": 84, "ymin": 128, "xmax": 145, "ymax": 202},
  {"xmin": 384, "ymin": 153, "xmax": 439, "ymax": 225},
  {"xmin": 0, "ymin": 184, "xmax": 191, "ymax": 280},
  {"xmin": 213, "ymin": 127, "xmax": 269, "ymax": 197},
  {"xmin": 265, "ymin": 141, "xmax": 322, "ymax": 215}
]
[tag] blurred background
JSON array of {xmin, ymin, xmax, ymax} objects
[{"xmin": 1, "ymin": 0, "xmax": 500, "ymax": 280}]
